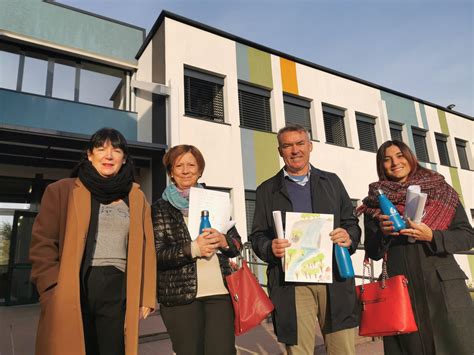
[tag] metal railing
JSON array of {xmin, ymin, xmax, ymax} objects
[
  {"xmin": 242, "ymin": 242, "xmax": 474, "ymax": 292},
  {"xmin": 139, "ymin": 242, "xmax": 474, "ymax": 343}
]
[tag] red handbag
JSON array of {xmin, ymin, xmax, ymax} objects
[
  {"xmin": 225, "ymin": 260, "xmax": 274, "ymax": 336},
  {"xmin": 355, "ymin": 254, "xmax": 418, "ymax": 337}
]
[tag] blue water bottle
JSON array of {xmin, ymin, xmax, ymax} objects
[
  {"xmin": 199, "ymin": 210, "xmax": 211, "ymax": 234},
  {"xmin": 376, "ymin": 189, "xmax": 406, "ymax": 231},
  {"xmin": 335, "ymin": 245, "xmax": 355, "ymax": 279}
]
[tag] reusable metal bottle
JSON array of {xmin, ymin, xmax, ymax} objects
[
  {"xmin": 199, "ymin": 210, "xmax": 211, "ymax": 234},
  {"xmin": 376, "ymin": 189, "xmax": 406, "ymax": 231},
  {"xmin": 335, "ymin": 244, "xmax": 355, "ymax": 279}
]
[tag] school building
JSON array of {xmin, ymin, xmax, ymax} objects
[{"xmin": 0, "ymin": 0, "xmax": 472, "ymax": 305}]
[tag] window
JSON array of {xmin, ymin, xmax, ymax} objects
[
  {"xmin": 184, "ymin": 68, "xmax": 224, "ymax": 122},
  {"xmin": 22, "ymin": 55, "xmax": 48, "ymax": 95},
  {"xmin": 389, "ymin": 121, "xmax": 403, "ymax": 142},
  {"xmin": 412, "ymin": 128, "xmax": 429, "ymax": 163},
  {"xmin": 245, "ymin": 191, "xmax": 257, "ymax": 233},
  {"xmin": 455, "ymin": 138, "xmax": 470, "ymax": 170},
  {"xmin": 435, "ymin": 133, "xmax": 450, "ymax": 166},
  {"xmin": 283, "ymin": 94, "xmax": 312, "ymax": 138},
  {"xmin": 79, "ymin": 63, "xmax": 124, "ymax": 108},
  {"xmin": 356, "ymin": 114, "xmax": 377, "ymax": 152},
  {"xmin": 52, "ymin": 59, "xmax": 76, "ymax": 101},
  {"xmin": 0, "ymin": 43, "xmax": 129, "ymax": 110},
  {"xmin": 0, "ymin": 50, "xmax": 20, "ymax": 90},
  {"xmin": 238, "ymin": 83, "xmax": 272, "ymax": 131},
  {"xmin": 322, "ymin": 105, "xmax": 347, "ymax": 146}
]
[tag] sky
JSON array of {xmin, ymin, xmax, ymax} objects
[{"xmin": 61, "ymin": 0, "xmax": 473, "ymax": 117}]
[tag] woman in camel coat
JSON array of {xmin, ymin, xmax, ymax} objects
[{"xmin": 29, "ymin": 128, "xmax": 156, "ymax": 355}]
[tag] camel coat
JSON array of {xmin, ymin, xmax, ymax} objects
[{"xmin": 29, "ymin": 178, "xmax": 156, "ymax": 355}]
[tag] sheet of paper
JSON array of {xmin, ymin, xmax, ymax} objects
[
  {"xmin": 404, "ymin": 185, "xmax": 427, "ymax": 243},
  {"xmin": 284, "ymin": 212, "xmax": 334, "ymax": 283},
  {"xmin": 272, "ymin": 211, "xmax": 285, "ymax": 268},
  {"xmin": 404, "ymin": 185, "xmax": 421, "ymax": 222},
  {"xmin": 187, "ymin": 187, "xmax": 231, "ymax": 240}
]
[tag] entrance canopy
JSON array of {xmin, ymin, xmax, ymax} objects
[{"xmin": 0, "ymin": 124, "xmax": 166, "ymax": 169}]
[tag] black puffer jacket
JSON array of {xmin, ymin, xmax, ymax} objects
[{"xmin": 152, "ymin": 198, "xmax": 242, "ymax": 306}]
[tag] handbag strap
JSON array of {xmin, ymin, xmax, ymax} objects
[
  {"xmin": 360, "ymin": 252, "xmax": 388, "ymax": 292},
  {"xmin": 380, "ymin": 253, "xmax": 388, "ymax": 288}
]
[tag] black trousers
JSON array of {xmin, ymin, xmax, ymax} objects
[
  {"xmin": 161, "ymin": 294, "xmax": 236, "ymax": 355},
  {"xmin": 81, "ymin": 266, "xmax": 126, "ymax": 355}
]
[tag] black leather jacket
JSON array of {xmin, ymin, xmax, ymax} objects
[{"xmin": 152, "ymin": 198, "xmax": 242, "ymax": 306}]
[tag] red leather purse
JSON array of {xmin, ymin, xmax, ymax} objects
[
  {"xmin": 355, "ymin": 254, "xmax": 418, "ymax": 337},
  {"xmin": 225, "ymin": 260, "xmax": 274, "ymax": 336}
]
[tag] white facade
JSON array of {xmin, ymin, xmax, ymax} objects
[{"xmin": 136, "ymin": 13, "xmax": 474, "ymax": 282}]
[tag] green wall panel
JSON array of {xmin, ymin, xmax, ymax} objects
[
  {"xmin": 248, "ymin": 47, "xmax": 273, "ymax": 89},
  {"xmin": 236, "ymin": 43, "xmax": 273, "ymax": 88},
  {"xmin": 254, "ymin": 131, "xmax": 279, "ymax": 186},
  {"xmin": 437, "ymin": 109, "xmax": 449, "ymax": 136},
  {"xmin": 1, "ymin": 0, "xmax": 142, "ymax": 63}
]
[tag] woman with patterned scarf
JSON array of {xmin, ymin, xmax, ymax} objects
[
  {"xmin": 357, "ymin": 140, "xmax": 474, "ymax": 355},
  {"xmin": 152, "ymin": 144, "xmax": 242, "ymax": 355}
]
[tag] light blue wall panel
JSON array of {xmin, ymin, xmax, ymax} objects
[
  {"xmin": 382, "ymin": 91, "xmax": 437, "ymax": 169},
  {"xmin": 419, "ymin": 103, "xmax": 429, "ymax": 130},
  {"xmin": 0, "ymin": 89, "xmax": 137, "ymax": 140},
  {"xmin": 240, "ymin": 129, "xmax": 257, "ymax": 190},
  {"xmin": 381, "ymin": 91, "xmax": 418, "ymax": 152},
  {"xmin": 0, "ymin": 0, "xmax": 143, "ymax": 63},
  {"xmin": 236, "ymin": 43, "xmax": 249, "ymax": 82}
]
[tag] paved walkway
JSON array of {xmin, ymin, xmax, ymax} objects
[{"xmin": 0, "ymin": 304, "xmax": 383, "ymax": 354}]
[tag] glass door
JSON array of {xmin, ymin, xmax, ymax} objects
[
  {"xmin": 5, "ymin": 210, "xmax": 38, "ymax": 305},
  {"xmin": 0, "ymin": 214, "xmax": 13, "ymax": 304}
]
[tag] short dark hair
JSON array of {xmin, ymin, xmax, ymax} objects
[
  {"xmin": 162, "ymin": 145, "xmax": 205, "ymax": 178},
  {"xmin": 86, "ymin": 127, "xmax": 131, "ymax": 158},
  {"xmin": 277, "ymin": 124, "xmax": 310, "ymax": 146},
  {"xmin": 376, "ymin": 140, "xmax": 429, "ymax": 181},
  {"xmin": 71, "ymin": 127, "xmax": 134, "ymax": 177}
]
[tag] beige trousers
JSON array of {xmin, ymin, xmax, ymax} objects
[{"xmin": 286, "ymin": 285, "xmax": 356, "ymax": 355}]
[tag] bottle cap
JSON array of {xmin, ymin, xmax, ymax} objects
[
  {"xmin": 201, "ymin": 210, "xmax": 209, "ymax": 217},
  {"xmin": 376, "ymin": 189, "xmax": 384, "ymax": 196}
]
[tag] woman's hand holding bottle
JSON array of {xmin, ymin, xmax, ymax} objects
[
  {"xmin": 376, "ymin": 214, "xmax": 400, "ymax": 237},
  {"xmin": 195, "ymin": 228, "xmax": 228, "ymax": 257}
]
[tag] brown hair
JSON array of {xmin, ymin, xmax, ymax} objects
[
  {"xmin": 162, "ymin": 144, "xmax": 205, "ymax": 178},
  {"xmin": 277, "ymin": 124, "xmax": 310, "ymax": 146},
  {"xmin": 376, "ymin": 140, "xmax": 428, "ymax": 181}
]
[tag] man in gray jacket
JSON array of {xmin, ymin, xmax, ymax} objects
[{"xmin": 250, "ymin": 124, "xmax": 361, "ymax": 355}]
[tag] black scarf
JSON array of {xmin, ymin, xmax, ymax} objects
[{"xmin": 77, "ymin": 160, "xmax": 134, "ymax": 204}]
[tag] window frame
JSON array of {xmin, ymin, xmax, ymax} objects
[
  {"xmin": 434, "ymin": 133, "xmax": 451, "ymax": 167},
  {"xmin": 183, "ymin": 67, "xmax": 225, "ymax": 123},
  {"xmin": 283, "ymin": 94, "xmax": 312, "ymax": 139},
  {"xmin": 455, "ymin": 138, "xmax": 470, "ymax": 170},
  {"xmin": 412, "ymin": 127, "xmax": 430, "ymax": 163},
  {"xmin": 0, "ymin": 41, "xmax": 130, "ymax": 110},
  {"xmin": 389, "ymin": 121, "xmax": 404, "ymax": 142},
  {"xmin": 244, "ymin": 190, "xmax": 257, "ymax": 234},
  {"xmin": 322, "ymin": 104, "xmax": 347, "ymax": 147},
  {"xmin": 238, "ymin": 82, "xmax": 272, "ymax": 132},
  {"xmin": 356, "ymin": 113, "xmax": 377, "ymax": 152}
]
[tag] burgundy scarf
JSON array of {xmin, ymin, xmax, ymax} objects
[{"xmin": 357, "ymin": 169, "xmax": 459, "ymax": 230}]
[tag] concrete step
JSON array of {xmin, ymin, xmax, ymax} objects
[{"xmin": 0, "ymin": 304, "xmax": 383, "ymax": 355}]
